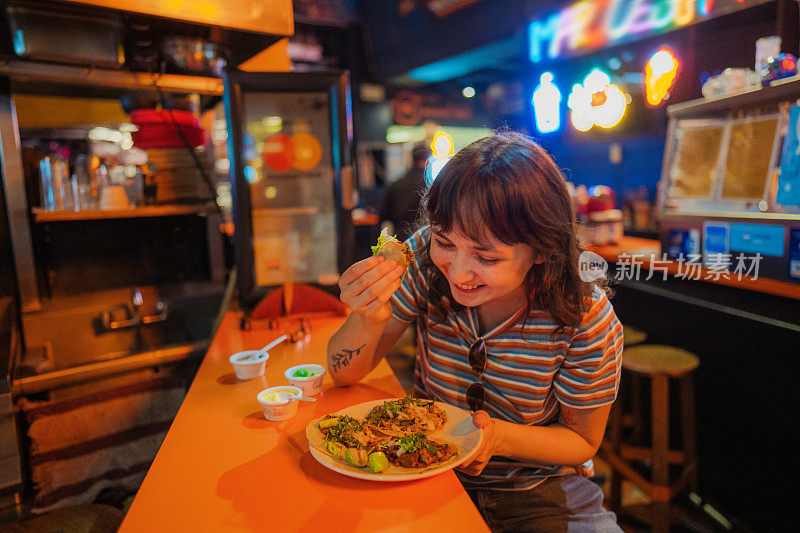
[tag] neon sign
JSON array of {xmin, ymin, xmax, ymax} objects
[
  {"xmin": 567, "ymin": 69, "xmax": 627, "ymax": 131},
  {"xmin": 645, "ymin": 48, "xmax": 679, "ymax": 105},
  {"xmin": 431, "ymin": 131, "xmax": 455, "ymax": 158},
  {"xmin": 532, "ymin": 72, "xmax": 562, "ymax": 134},
  {"xmin": 428, "ymin": 131, "xmax": 454, "ymax": 183},
  {"xmin": 529, "ymin": 0, "xmax": 768, "ymax": 63}
]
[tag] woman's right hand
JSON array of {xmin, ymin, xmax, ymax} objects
[{"xmin": 339, "ymin": 255, "xmax": 404, "ymax": 323}]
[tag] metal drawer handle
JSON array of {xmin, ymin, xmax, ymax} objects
[{"xmin": 100, "ymin": 300, "xmax": 168, "ymax": 331}]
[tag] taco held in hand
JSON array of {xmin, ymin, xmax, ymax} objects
[{"xmin": 372, "ymin": 228, "xmax": 414, "ymax": 270}]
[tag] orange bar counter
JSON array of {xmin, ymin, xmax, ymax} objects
[
  {"xmin": 119, "ymin": 312, "xmax": 489, "ymax": 532},
  {"xmin": 587, "ymin": 236, "xmax": 800, "ymax": 300}
]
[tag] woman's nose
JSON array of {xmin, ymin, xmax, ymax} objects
[{"xmin": 449, "ymin": 255, "xmax": 474, "ymax": 283}]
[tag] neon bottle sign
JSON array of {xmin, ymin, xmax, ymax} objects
[
  {"xmin": 529, "ymin": 0, "xmax": 766, "ymax": 63},
  {"xmin": 532, "ymin": 72, "xmax": 562, "ymax": 134}
]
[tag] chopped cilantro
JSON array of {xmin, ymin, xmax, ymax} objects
[
  {"xmin": 398, "ymin": 433, "xmax": 427, "ymax": 454},
  {"xmin": 368, "ymin": 394, "xmax": 433, "ymax": 422},
  {"xmin": 324, "ymin": 415, "xmax": 364, "ymax": 447},
  {"xmin": 425, "ymin": 441, "xmax": 440, "ymax": 454}
]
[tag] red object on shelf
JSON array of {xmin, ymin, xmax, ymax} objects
[
  {"xmin": 262, "ymin": 133, "xmax": 295, "ymax": 171},
  {"xmin": 587, "ymin": 195, "xmax": 614, "ymax": 213},
  {"xmin": 587, "ymin": 185, "xmax": 615, "ymax": 213},
  {"xmin": 130, "ymin": 109, "xmax": 206, "ymax": 149}
]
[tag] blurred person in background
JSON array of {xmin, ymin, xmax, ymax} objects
[{"xmin": 379, "ymin": 143, "xmax": 432, "ymax": 241}]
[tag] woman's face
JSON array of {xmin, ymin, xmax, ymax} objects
[{"xmin": 430, "ymin": 226, "xmax": 536, "ymax": 309}]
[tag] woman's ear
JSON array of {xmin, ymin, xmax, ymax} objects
[{"xmin": 533, "ymin": 255, "xmax": 546, "ymax": 264}]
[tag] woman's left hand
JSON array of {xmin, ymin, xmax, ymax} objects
[{"xmin": 456, "ymin": 410, "xmax": 501, "ymax": 476}]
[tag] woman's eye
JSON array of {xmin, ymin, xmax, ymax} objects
[
  {"xmin": 434, "ymin": 238, "xmax": 454, "ymax": 249},
  {"xmin": 477, "ymin": 256, "xmax": 500, "ymax": 265}
]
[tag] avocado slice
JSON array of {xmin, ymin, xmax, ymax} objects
[
  {"xmin": 345, "ymin": 447, "xmax": 369, "ymax": 467},
  {"xmin": 326, "ymin": 441, "xmax": 346, "ymax": 460},
  {"xmin": 319, "ymin": 417, "xmax": 339, "ymax": 429}
]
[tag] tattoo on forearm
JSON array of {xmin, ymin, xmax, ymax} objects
[{"xmin": 330, "ymin": 344, "xmax": 366, "ymax": 371}]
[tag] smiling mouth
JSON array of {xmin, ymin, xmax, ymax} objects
[{"xmin": 453, "ymin": 282, "xmax": 485, "ymax": 294}]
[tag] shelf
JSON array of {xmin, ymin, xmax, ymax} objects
[
  {"xmin": 32, "ymin": 204, "xmax": 217, "ymax": 222},
  {"xmin": 667, "ymin": 76, "xmax": 800, "ymax": 119},
  {"xmin": 659, "ymin": 210, "xmax": 800, "ymax": 221},
  {"xmin": 353, "ymin": 213, "xmax": 379, "ymax": 226},
  {"xmin": 251, "ymin": 207, "xmax": 320, "ymax": 217},
  {"xmin": 0, "ymin": 60, "xmax": 224, "ymax": 96}
]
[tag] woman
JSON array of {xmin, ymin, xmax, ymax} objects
[{"xmin": 327, "ymin": 132, "xmax": 623, "ymax": 532}]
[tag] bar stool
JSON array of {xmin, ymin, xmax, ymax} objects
[
  {"xmin": 621, "ymin": 326, "xmax": 648, "ymax": 441},
  {"xmin": 601, "ymin": 345, "xmax": 699, "ymax": 533},
  {"xmin": 622, "ymin": 325, "xmax": 647, "ymax": 347}
]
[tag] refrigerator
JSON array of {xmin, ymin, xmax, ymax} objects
[{"xmin": 222, "ymin": 71, "xmax": 355, "ymax": 307}]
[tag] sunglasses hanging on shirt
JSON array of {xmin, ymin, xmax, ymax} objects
[{"xmin": 466, "ymin": 337, "xmax": 487, "ymax": 411}]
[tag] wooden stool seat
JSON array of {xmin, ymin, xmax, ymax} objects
[
  {"xmin": 622, "ymin": 326, "xmax": 647, "ymax": 347},
  {"xmin": 622, "ymin": 345, "xmax": 699, "ymax": 377}
]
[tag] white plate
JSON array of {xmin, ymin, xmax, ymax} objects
[{"xmin": 307, "ymin": 398, "xmax": 483, "ymax": 482}]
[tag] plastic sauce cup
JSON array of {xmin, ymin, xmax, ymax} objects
[
  {"xmin": 284, "ymin": 364, "xmax": 326, "ymax": 396},
  {"xmin": 257, "ymin": 386, "xmax": 303, "ymax": 421},
  {"xmin": 229, "ymin": 350, "xmax": 268, "ymax": 380}
]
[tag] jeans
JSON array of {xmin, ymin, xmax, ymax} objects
[{"xmin": 465, "ymin": 475, "xmax": 622, "ymax": 532}]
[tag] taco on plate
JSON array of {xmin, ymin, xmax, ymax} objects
[
  {"xmin": 382, "ymin": 433, "xmax": 458, "ymax": 468},
  {"xmin": 365, "ymin": 395, "xmax": 447, "ymax": 436},
  {"xmin": 306, "ymin": 414, "xmax": 460, "ymax": 475}
]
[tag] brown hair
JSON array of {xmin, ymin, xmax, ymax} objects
[{"xmin": 420, "ymin": 131, "xmax": 594, "ymax": 334}]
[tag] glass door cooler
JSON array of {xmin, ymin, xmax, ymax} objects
[{"xmin": 223, "ymin": 71, "xmax": 355, "ymax": 307}]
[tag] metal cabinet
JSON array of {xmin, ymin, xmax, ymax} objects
[{"xmin": 0, "ymin": 65, "xmax": 228, "ymax": 393}]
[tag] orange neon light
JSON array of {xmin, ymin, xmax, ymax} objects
[
  {"xmin": 431, "ymin": 132, "xmax": 455, "ymax": 158},
  {"xmin": 645, "ymin": 48, "xmax": 679, "ymax": 106},
  {"xmin": 675, "ymin": 0, "xmax": 696, "ymax": 26}
]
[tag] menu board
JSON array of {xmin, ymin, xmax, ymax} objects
[
  {"xmin": 667, "ymin": 121, "xmax": 725, "ymax": 199},
  {"xmin": 721, "ymin": 117, "xmax": 779, "ymax": 200}
]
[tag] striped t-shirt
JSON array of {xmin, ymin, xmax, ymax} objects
[{"xmin": 389, "ymin": 227, "xmax": 624, "ymax": 490}]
